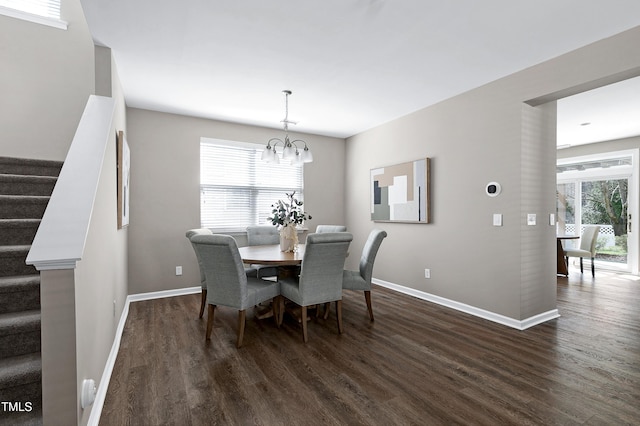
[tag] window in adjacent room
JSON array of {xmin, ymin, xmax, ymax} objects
[
  {"xmin": 200, "ymin": 138, "xmax": 304, "ymax": 233},
  {"xmin": 0, "ymin": 0, "xmax": 67, "ymax": 29}
]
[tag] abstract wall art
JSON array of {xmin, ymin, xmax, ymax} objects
[
  {"xmin": 117, "ymin": 130, "xmax": 130, "ymax": 229},
  {"xmin": 370, "ymin": 158, "xmax": 430, "ymax": 223}
]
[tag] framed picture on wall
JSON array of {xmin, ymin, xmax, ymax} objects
[
  {"xmin": 370, "ymin": 158, "xmax": 430, "ymax": 223},
  {"xmin": 117, "ymin": 130, "xmax": 130, "ymax": 229}
]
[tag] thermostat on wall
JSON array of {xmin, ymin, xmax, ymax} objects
[{"xmin": 486, "ymin": 182, "xmax": 501, "ymax": 197}]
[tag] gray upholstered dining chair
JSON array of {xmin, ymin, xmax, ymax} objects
[
  {"xmin": 190, "ymin": 234, "xmax": 281, "ymax": 348},
  {"xmin": 341, "ymin": 229, "xmax": 387, "ymax": 321},
  {"xmin": 246, "ymin": 225, "xmax": 280, "ymax": 279},
  {"xmin": 279, "ymin": 232, "xmax": 352, "ymax": 342},
  {"xmin": 315, "ymin": 225, "xmax": 347, "ymax": 233},
  {"xmin": 564, "ymin": 225, "xmax": 601, "ymax": 277},
  {"xmin": 186, "ymin": 228, "xmax": 257, "ymax": 318}
]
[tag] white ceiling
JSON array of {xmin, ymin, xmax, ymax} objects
[
  {"xmin": 80, "ymin": 0, "xmax": 640, "ymax": 141},
  {"xmin": 557, "ymin": 76, "xmax": 640, "ymax": 148}
]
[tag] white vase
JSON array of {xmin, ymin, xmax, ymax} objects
[{"xmin": 279, "ymin": 224, "xmax": 298, "ymax": 252}]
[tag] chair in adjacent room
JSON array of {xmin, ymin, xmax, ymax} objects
[
  {"xmin": 315, "ymin": 225, "xmax": 347, "ymax": 233},
  {"xmin": 341, "ymin": 229, "xmax": 387, "ymax": 321},
  {"xmin": 246, "ymin": 225, "xmax": 280, "ymax": 279},
  {"xmin": 564, "ymin": 225, "xmax": 601, "ymax": 277},
  {"xmin": 279, "ymin": 232, "xmax": 352, "ymax": 342},
  {"xmin": 190, "ymin": 234, "xmax": 281, "ymax": 348},
  {"xmin": 186, "ymin": 228, "xmax": 256, "ymax": 318}
]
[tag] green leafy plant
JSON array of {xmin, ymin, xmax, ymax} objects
[{"xmin": 268, "ymin": 191, "xmax": 312, "ymax": 228}]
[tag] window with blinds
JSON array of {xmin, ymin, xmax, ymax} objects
[
  {"xmin": 200, "ymin": 139, "xmax": 304, "ymax": 232},
  {"xmin": 0, "ymin": 0, "xmax": 65, "ymax": 28}
]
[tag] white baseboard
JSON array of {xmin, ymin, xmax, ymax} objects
[
  {"xmin": 372, "ymin": 278, "xmax": 560, "ymax": 331},
  {"xmin": 127, "ymin": 286, "xmax": 202, "ymax": 302},
  {"xmin": 87, "ymin": 286, "xmax": 202, "ymax": 426}
]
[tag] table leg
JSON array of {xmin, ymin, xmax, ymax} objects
[{"xmin": 557, "ymin": 238, "xmax": 569, "ymax": 276}]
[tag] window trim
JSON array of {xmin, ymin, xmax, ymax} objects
[{"xmin": 0, "ymin": 4, "xmax": 67, "ymax": 30}]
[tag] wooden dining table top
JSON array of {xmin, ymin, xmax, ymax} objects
[
  {"xmin": 557, "ymin": 234, "xmax": 579, "ymax": 240},
  {"xmin": 238, "ymin": 244, "xmax": 305, "ymax": 266}
]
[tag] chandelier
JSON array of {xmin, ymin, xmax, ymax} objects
[{"xmin": 261, "ymin": 90, "xmax": 313, "ymax": 164}]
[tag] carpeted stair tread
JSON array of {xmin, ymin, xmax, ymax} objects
[
  {"xmin": 0, "ymin": 174, "xmax": 57, "ymax": 196},
  {"xmin": 0, "ymin": 276, "xmax": 40, "ymax": 315},
  {"xmin": 0, "ymin": 311, "xmax": 41, "ymax": 358},
  {"xmin": 0, "ymin": 195, "xmax": 50, "ymax": 203},
  {"xmin": 0, "ymin": 409, "xmax": 43, "ymax": 426},
  {"xmin": 0, "ymin": 275, "xmax": 40, "ymax": 293},
  {"xmin": 0, "ymin": 195, "xmax": 50, "ymax": 220},
  {"xmin": 0, "ymin": 353, "xmax": 41, "ymax": 388},
  {"xmin": 0, "ymin": 218, "xmax": 41, "ymax": 227},
  {"xmin": 0, "ymin": 311, "xmax": 41, "ymax": 336},
  {"xmin": 0, "ymin": 245, "xmax": 31, "ymax": 254},
  {"xmin": 0, "ymin": 219, "xmax": 41, "ymax": 245},
  {"xmin": 0, "ymin": 156, "xmax": 62, "ymax": 177}
]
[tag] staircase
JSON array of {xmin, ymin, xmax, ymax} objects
[{"xmin": 0, "ymin": 157, "xmax": 62, "ymax": 426}]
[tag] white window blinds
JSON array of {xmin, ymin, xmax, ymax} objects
[
  {"xmin": 200, "ymin": 139, "xmax": 304, "ymax": 232},
  {"xmin": 0, "ymin": 0, "xmax": 61, "ymax": 19}
]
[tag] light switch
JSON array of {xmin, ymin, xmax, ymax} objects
[
  {"xmin": 493, "ymin": 213, "xmax": 503, "ymax": 226},
  {"xmin": 527, "ymin": 214, "xmax": 536, "ymax": 226},
  {"xmin": 549, "ymin": 213, "xmax": 555, "ymax": 226}
]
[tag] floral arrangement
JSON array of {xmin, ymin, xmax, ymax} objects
[
  {"xmin": 268, "ymin": 192, "xmax": 311, "ymax": 252},
  {"xmin": 268, "ymin": 191, "xmax": 312, "ymax": 228}
]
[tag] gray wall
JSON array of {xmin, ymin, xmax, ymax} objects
[
  {"xmin": 0, "ymin": 0, "xmax": 95, "ymax": 161},
  {"xmin": 126, "ymin": 108, "xmax": 345, "ymax": 294},
  {"xmin": 345, "ymin": 26, "xmax": 640, "ymax": 321}
]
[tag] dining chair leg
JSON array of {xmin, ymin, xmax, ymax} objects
[
  {"xmin": 301, "ymin": 306, "xmax": 308, "ymax": 343},
  {"xmin": 273, "ymin": 296, "xmax": 281, "ymax": 328},
  {"xmin": 364, "ymin": 291, "xmax": 374, "ymax": 321},
  {"xmin": 206, "ymin": 304, "xmax": 216, "ymax": 340},
  {"xmin": 580, "ymin": 257, "xmax": 584, "ymax": 273},
  {"xmin": 323, "ymin": 302, "xmax": 330, "ymax": 320},
  {"xmin": 199, "ymin": 288, "xmax": 207, "ymax": 319},
  {"xmin": 591, "ymin": 257, "xmax": 595, "ymax": 277},
  {"xmin": 335, "ymin": 300, "xmax": 343, "ymax": 334},
  {"xmin": 237, "ymin": 310, "xmax": 246, "ymax": 348}
]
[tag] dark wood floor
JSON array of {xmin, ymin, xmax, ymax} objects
[{"xmin": 100, "ymin": 269, "xmax": 640, "ymax": 425}]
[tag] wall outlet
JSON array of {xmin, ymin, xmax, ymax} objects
[
  {"xmin": 424, "ymin": 268, "xmax": 431, "ymax": 279},
  {"xmin": 176, "ymin": 266, "xmax": 183, "ymax": 276}
]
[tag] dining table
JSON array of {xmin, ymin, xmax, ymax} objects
[
  {"xmin": 238, "ymin": 244, "xmax": 305, "ymax": 269},
  {"xmin": 557, "ymin": 234, "xmax": 579, "ymax": 276},
  {"xmin": 238, "ymin": 244, "xmax": 305, "ymax": 320}
]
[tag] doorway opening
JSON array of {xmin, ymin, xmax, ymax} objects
[{"xmin": 557, "ymin": 150, "xmax": 638, "ymax": 273}]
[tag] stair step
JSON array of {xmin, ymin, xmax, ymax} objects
[
  {"xmin": 0, "ymin": 195, "xmax": 49, "ymax": 220},
  {"xmin": 0, "ymin": 311, "xmax": 41, "ymax": 358},
  {"xmin": 0, "ymin": 353, "xmax": 42, "ymax": 418},
  {"xmin": 0, "ymin": 408, "xmax": 42, "ymax": 426},
  {"xmin": 0, "ymin": 246, "xmax": 36, "ymax": 278},
  {"xmin": 0, "ymin": 219, "xmax": 41, "ymax": 246},
  {"xmin": 0, "ymin": 156, "xmax": 62, "ymax": 177},
  {"xmin": 0, "ymin": 174, "xmax": 57, "ymax": 196},
  {"xmin": 0, "ymin": 276, "xmax": 40, "ymax": 315}
]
